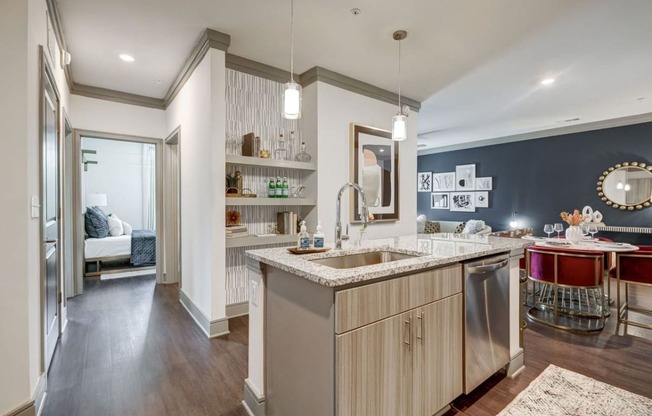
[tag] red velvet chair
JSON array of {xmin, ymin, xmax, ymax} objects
[
  {"xmin": 610, "ymin": 246, "xmax": 652, "ymax": 330},
  {"xmin": 526, "ymin": 246, "xmax": 606, "ymax": 332}
]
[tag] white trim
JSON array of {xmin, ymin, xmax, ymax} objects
[
  {"xmin": 507, "ymin": 348, "xmax": 525, "ymax": 379},
  {"xmin": 179, "ymin": 289, "xmax": 230, "ymax": 338},
  {"xmin": 418, "ymin": 111, "xmax": 652, "ymax": 155},
  {"xmin": 242, "ymin": 378, "xmax": 266, "ymax": 416},
  {"xmin": 226, "ymin": 301, "xmax": 249, "ymax": 318}
]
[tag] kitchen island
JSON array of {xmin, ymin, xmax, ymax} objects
[{"xmin": 242, "ymin": 234, "xmax": 529, "ymax": 416}]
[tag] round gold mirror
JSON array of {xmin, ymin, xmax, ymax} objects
[{"xmin": 597, "ymin": 162, "xmax": 652, "ymax": 210}]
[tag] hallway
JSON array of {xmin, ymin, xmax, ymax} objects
[{"xmin": 43, "ymin": 276, "xmax": 249, "ymax": 416}]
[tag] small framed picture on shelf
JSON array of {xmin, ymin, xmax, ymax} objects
[
  {"xmin": 431, "ymin": 192, "xmax": 450, "ymax": 210},
  {"xmin": 450, "ymin": 192, "xmax": 475, "ymax": 212},
  {"xmin": 418, "ymin": 172, "xmax": 432, "ymax": 192}
]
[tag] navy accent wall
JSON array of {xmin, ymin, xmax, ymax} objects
[{"xmin": 417, "ymin": 121, "xmax": 652, "ymax": 245}]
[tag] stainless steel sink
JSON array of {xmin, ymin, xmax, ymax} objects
[{"xmin": 309, "ymin": 250, "xmax": 418, "ymax": 269}]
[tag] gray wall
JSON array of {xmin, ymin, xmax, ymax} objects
[{"xmin": 417, "ymin": 121, "xmax": 652, "ymax": 245}]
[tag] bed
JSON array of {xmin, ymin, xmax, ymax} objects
[{"xmin": 84, "ymin": 231, "xmax": 156, "ymax": 277}]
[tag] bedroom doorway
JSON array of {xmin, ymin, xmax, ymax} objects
[{"xmin": 72, "ymin": 130, "xmax": 163, "ymax": 295}]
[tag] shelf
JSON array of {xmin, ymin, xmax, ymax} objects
[
  {"xmin": 226, "ymin": 155, "xmax": 316, "ymax": 171},
  {"xmin": 226, "ymin": 234, "xmax": 297, "ymax": 248},
  {"xmin": 225, "ymin": 197, "xmax": 316, "ymax": 206}
]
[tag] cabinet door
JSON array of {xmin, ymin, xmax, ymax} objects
[
  {"xmin": 413, "ymin": 294, "xmax": 463, "ymax": 416},
  {"xmin": 336, "ymin": 310, "xmax": 413, "ymax": 416}
]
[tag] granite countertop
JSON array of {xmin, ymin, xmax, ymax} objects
[{"xmin": 245, "ymin": 234, "xmax": 530, "ymax": 287}]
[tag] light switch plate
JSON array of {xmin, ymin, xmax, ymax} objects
[
  {"xmin": 250, "ymin": 281, "xmax": 258, "ymax": 307},
  {"xmin": 31, "ymin": 196, "xmax": 40, "ymax": 218}
]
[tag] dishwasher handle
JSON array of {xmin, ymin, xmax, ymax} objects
[{"xmin": 467, "ymin": 259, "xmax": 508, "ymax": 274}]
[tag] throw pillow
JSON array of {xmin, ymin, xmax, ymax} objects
[
  {"xmin": 86, "ymin": 206, "xmax": 109, "ymax": 238},
  {"xmin": 107, "ymin": 214, "xmax": 124, "ymax": 237},
  {"xmin": 462, "ymin": 220, "xmax": 486, "ymax": 234},
  {"xmin": 424, "ymin": 221, "xmax": 441, "ymax": 234},
  {"xmin": 453, "ymin": 222, "xmax": 467, "ymax": 234},
  {"xmin": 123, "ymin": 221, "xmax": 133, "ymax": 235}
]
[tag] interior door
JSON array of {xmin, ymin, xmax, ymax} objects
[{"xmin": 42, "ymin": 59, "xmax": 60, "ymax": 371}]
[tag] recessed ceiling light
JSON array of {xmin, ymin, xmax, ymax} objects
[
  {"xmin": 540, "ymin": 78, "xmax": 555, "ymax": 85},
  {"xmin": 350, "ymin": 8, "xmax": 361, "ymax": 15},
  {"xmin": 119, "ymin": 54, "xmax": 135, "ymax": 62}
]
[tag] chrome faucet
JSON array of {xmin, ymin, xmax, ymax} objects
[{"xmin": 335, "ymin": 182, "xmax": 370, "ymax": 249}]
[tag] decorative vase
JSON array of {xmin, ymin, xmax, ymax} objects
[{"xmin": 565, "ymin": 225, "xmax": 584, "ymax": 244}]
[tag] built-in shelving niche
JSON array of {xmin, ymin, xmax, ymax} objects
[{"xmin": 224, "ymin": 69, "xmax": 317, "ymax": 306}]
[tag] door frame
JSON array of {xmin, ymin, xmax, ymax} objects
[
  {"xmin": 73, "ymin": 129, "xmax": 164, "ymax": 294},
  {"xmin": 39, "ymin": 46, "xmax": 62, "ymax": 372},
  {"xmin": 163, "ymin": 126, "xmax": 182, "ymax": 286}
]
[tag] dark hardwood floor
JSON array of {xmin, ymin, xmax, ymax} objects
[
  {"xmin": 44, "ymin": 275, "xmax": 652, "ymax": 416},
  {"xmin": 43, "ymin": 276, "xmax": 249, "ymax": 416}
]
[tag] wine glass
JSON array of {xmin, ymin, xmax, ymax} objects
[
  {"xmin": 554, "ymin": 223, "xmax": 564, "ymax": 238},
  {"xmin": 543, "ymin": 224, "xmax": 553, "ymax": 238},
  {"xmin": 587, "ymin": 224, "xmax": 598, "ymax": 239}
]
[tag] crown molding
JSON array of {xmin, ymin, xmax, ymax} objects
[
  {"xmin": 162, "ymin": 29, "xmax": 231, "ymax": 108},
  {"xmin": 225, "ymin": 54, "xmax": 296, "ymax": 84},
  {"xmin": 299, "ymin": 66, "xmax": 421, "ymax": 111},
  {"xmin": 71, "ymin": 83, "xmax": 165, "ymax": 109},
  {"xmin": 418, "ymin": 111, "xmax": 652, "ymax": 155}
]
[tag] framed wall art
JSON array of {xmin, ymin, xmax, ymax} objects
[
  {"xmin": 431, "ymin": 192, "xmax": 450, "ymax": 210},
  {"xmin": 475, "ymin": 191, "xmax": 489, "ymax": 208},
  {"xmin": 450, "ymin": 192, "xmax": 475, "ymax": 212},
  {"xmin": 432, "ymin": 172, "xmax": 455, "ymax": 191},
  {"xmin": 350, "ymin": 124, "xmax": 399, "ymax": 222},
  {"xmin": 418, "ymin": 172, "xmax": 432, "ymax": 192},
  {"xmin": 455, "ymin": 164, "xmax": 476, "ymax": 191},
  {"xmin": 475, "ymin": 177, "xmax": 493, "ymax": 190}
]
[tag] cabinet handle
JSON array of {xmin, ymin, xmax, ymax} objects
[
  {"xmin": 404, "ymin": 316, "xmax": 411, "ymax": 348},
  {"xmin": 417, "ymin": 312, "xmax": 424, "ymax": 342}
]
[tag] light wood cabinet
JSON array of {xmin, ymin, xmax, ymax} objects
[{"xmin": 336, "ymin": 294, "xmax": 463, "ymax": 416}]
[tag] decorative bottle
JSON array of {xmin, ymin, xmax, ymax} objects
[
  {"xmin": 287, "ymin": 130, "xmax": 297, "ymax": 161},
  {"xmin": 268, "ymin": 177, "xmax": 275, "ymax": 198},
  {"xmin": 274, "ymin": 133, "xmax": 287, "ymax": 160},
  {"xmin": 294, "ymin": 141, "xmax": 312, "ymax": 163},
  {"xmin": 275, "ymin": 177, "xmax": 282, "ymax": 198},
  {"xmin": 282, "ymin": 177, "xmax": 289, "ymax": 198}
]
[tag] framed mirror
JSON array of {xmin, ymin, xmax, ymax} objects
[
  {"xmin": 597, "ymin": 162, "xmax": 652, "ymax": 210},
  {"xmin": 350, "ymin": 124, "xmax": 399, "ymax": 222}
]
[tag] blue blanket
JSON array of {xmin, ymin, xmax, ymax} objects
[{"xmin": 131, "ymin": 230, "xmax": 156, "ymax": 266}]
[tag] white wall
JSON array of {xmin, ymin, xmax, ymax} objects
[
  {"xmin": 70, "ymin": 95, "xmax": 167, "ymax": 139},
  {"xmin": 313, "ymin": 82, "xmax": 418, "ymax": 243},
  {"xmin": 81, "ymin": 138, "xmax": 146, "ymax": 229},
  {"xmin": 0, "ymin": 0, "xmax": 71, "ymax": 413},
  {"xmin": 165, "ymin": 49, "xmax": 227, "ymax": 328}
]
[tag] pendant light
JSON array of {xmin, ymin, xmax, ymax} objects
[
  {"xmin": 283, "ymin": 0, "xmax": 301, "ymax": 119},
  {"xmin": 392, "ymin": 30, "xmax": 408, "ymax": 141}
]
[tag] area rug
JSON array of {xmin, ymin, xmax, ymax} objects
[{"xmin": 498, "ymin": 364, "xmax": 652, "ymax": 416}]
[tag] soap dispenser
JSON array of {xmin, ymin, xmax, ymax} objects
[
  {"xmin": 297, "ymin": 221, "xmax": 309, "ymax": 250},
  {"xmin": 313, "ymin": 221, "xmax": 325, "ymax": 248}
]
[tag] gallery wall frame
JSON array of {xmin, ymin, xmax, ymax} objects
[
  {"xmin": 350, "ymin": 124, "xmax": 399, "ymax": 222},
  {"xmin": 455, "ymin": 164, "xmax": 476, "ymax": 191},
  {"xmin": 418, "ymin": 172, "xmax": 432, "ymax": 192}
]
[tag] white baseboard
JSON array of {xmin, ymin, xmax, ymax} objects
[
  {"xmin": 243, "ymin": 378, "xmax": 266, "ymax": 416},
  {"xmin": 226, "ymin": 301, "xmax": 249, "ymax": 318},
  {"xmin": 179, "ymin": 290, "xmax": 230, "ymax": 338}
]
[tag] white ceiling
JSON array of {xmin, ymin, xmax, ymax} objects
[{"xmin": 57, "ymin": 0, "xmax": 652, "ymax": 150}]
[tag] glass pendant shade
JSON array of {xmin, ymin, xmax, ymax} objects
[
  {"xmin": 283, "ymin": 81, "xmax": 302, "ymax": 119},
  {"xmin": 392, "ymin": 114, "xmax": 407, "ymax": 141}
]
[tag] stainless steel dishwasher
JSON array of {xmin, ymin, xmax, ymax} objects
[{"xmin": 463, "ymin": 254, "xmax": 510, "ymax": 394}]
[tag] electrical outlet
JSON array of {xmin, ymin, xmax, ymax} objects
[{"xmin": 250, "ymin": 281, "xmax": 258, "ymax": 307}]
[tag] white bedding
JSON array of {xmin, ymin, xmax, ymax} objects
[{"xmin": 84, "ymin": 235, "xmax": 131, "ymax": 259}]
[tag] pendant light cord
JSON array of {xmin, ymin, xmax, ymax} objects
[
  {"xmin": 290, "ymin": 0, "xmax": 295, "ymax": 83},
  {"xmin": 398, "ymin": 37, "xmax": 402, "ymax": 112}
]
